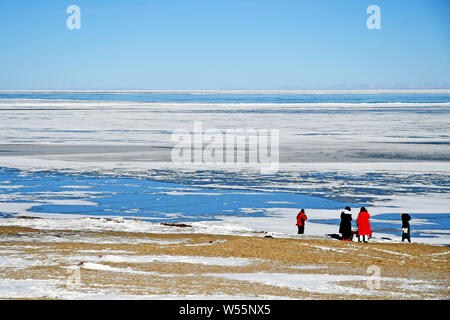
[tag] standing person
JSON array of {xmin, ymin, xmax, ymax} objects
[
  {"xmin": 401, "ymin": 213, "xmax": 412, "ymax": 243},
  {"xmin": 339, "ymin": 206, "xmax": 353, "ymax": 241},
  {"xmin": 356, "ymin": 207, "xmax": 371, "ymax": 243},
  {"xmin": 296, "ymin": 209, "xmax": 307, "ymax": 234}
]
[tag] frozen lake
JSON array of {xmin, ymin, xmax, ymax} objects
[{"xmin": 0, "ymin": 90, "xmax": 449, "ymax": 244}]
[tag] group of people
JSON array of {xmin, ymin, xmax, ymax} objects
[
  {"xmin": 338, "ymin": 206, "xmax": 372, "ymax": 242},
  {"xmin": 296, "ymin": 207, "xmax": 412, "ymax": 243}
]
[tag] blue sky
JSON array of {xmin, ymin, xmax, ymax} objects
[{"xmin": 0, "ymin": 0, "xmax": 449, "ymax": 90}]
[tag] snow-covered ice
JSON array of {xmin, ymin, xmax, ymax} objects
[{"xmin": 0, "ymin": 92, "xmax": 449, "ymax": 245}]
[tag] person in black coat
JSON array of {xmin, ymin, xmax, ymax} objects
[
  {"xmin": 401, "ymin": 213, "xmax": 412, "ymax": 242},
  {"xmin": 339, "ymin": 206, "xmax": 353, "ymax": 241}
]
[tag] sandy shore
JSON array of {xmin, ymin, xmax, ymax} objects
[{"xmin": 0, "ymin": 221, "xmax": 448, "ymax": 300}]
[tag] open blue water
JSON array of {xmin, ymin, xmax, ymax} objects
[
  {"xmin": 1, "ymin": 167, "xmax": 448, "ymax": 243},
  {"xmin": 1, "ymin": 91, "xmax": 450, "ymax": 104},
  {"xmin": 0, "ymin": 167, "xmax": 349, "ymax": 223}
]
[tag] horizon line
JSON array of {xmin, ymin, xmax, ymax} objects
[{"xmin": 1, "ymin": 89, "xmax": 450, "ymax": 94}]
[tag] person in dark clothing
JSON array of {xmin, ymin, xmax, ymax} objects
[
  {"xmin": 339, "ymin": 206, "xmax": 353, "ymax": 241},
  {"xmin": 401, "ymin": 213, "xmax": 412, "ymax": 243},
  {"xmin": 296, "ymin": 209, "xmax": 307, "ymax": 234}
]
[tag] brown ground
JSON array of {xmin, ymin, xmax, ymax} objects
[{"xmin": 0, "ymin": 225, "xmax": 448, "ymax": 299}]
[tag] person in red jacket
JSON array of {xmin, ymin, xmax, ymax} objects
[
  {"xmin": 296, "ymin": 209, "xmax": 307, "ymax": 234},
  {"xmin": 356, "ymin": 207, "xmax": 372, "ymax": 242}
]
